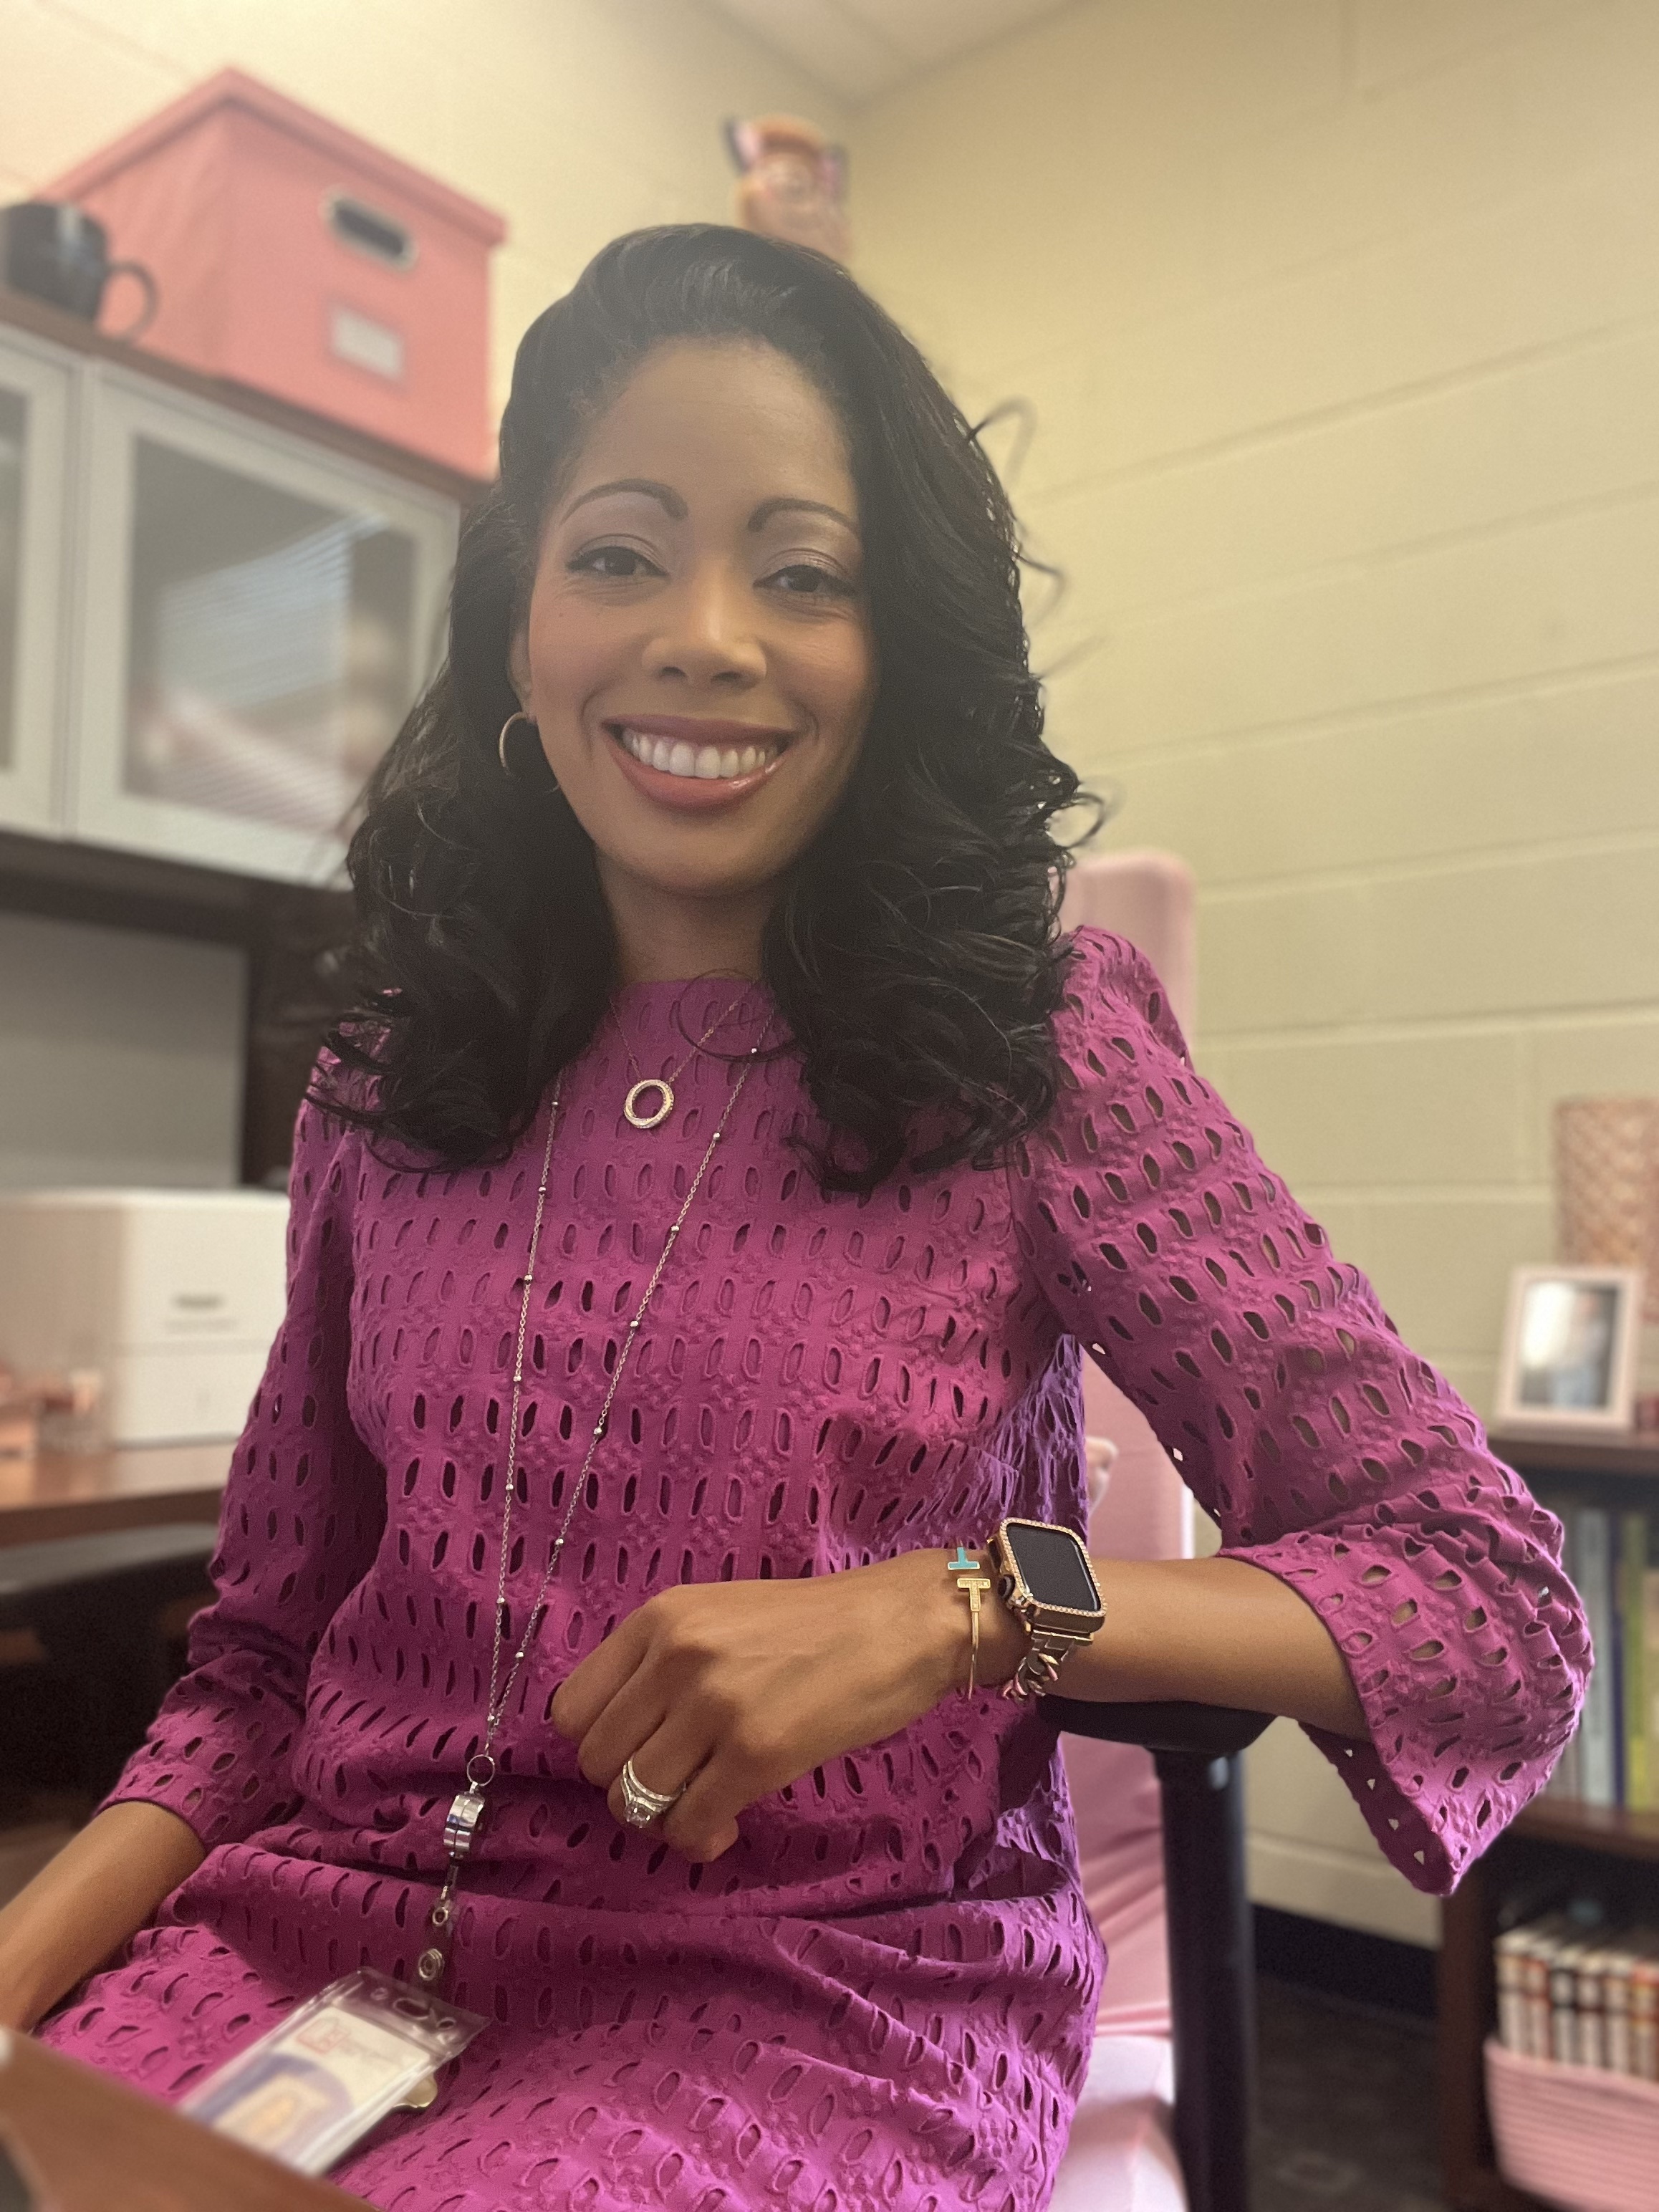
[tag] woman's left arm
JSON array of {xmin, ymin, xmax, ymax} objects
[
  {"xmin": 1039, "ymin": 1552, "xmax": 1369, "ymax": 1738},
  {"xmin": 553, "ymin": 931, "xmax": 1589, "ymax": 1883},
  {"xmin": 547, "ymin": 1541, "xmax": 1365, "ymax": 1866},
  {"xmin": 1013, "ymin": 928, "xmax": 1591, "ymax": 1894}
]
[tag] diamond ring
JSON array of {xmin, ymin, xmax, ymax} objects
[{"xmin": 619, "ymin": 1756, "xmax": 684, "ymax": 1829}]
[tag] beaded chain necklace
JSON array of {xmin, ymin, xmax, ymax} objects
[{"xmin": 415, "ymin": 1018, "xmax": 771, "ymax": 1989}]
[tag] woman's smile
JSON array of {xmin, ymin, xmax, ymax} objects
[{"xmin": 604, "ymin": 712, "xmax": 794, "ymax": 812}]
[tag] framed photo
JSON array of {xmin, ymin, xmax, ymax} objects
[{"xmin": 1495, "ymin": 1264, "xmax": 1645, "ymax": 1434}]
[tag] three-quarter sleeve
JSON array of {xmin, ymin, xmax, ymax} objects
[
  {"xmin": 103, "ymin": 1089, "xmax": 385, "ymax": 1852},
  {"xmin": 1012, "ymin": 926, "xmax": 1589, "ymax": 1894}
]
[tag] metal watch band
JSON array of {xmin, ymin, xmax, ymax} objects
[{"xmin": 1005, "ymin": 1624, "xmax": 1092, "ymax": 1699}]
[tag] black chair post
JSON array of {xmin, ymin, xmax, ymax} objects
[
  {"xmin": 1155, "ymin": 1742, "xmax": 1256, "ymax": 2212},
  {"xmin": 1052, "ymin": 1697, "xmax": 1271, "ymax": 2212}
]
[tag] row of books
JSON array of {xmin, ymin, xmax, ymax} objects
[
  {"xmin": 1544, "ymin": 1501, "xmax": 1659, "ymax": 1808},
  {"xmin": 1495, "ymin": 1911, "xmax": 1659, "ymax": 2078}
]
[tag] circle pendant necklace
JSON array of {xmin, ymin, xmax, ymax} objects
[{"xmin": 618, "ymin": 984, "xmax": 753, "ymax": 1130}]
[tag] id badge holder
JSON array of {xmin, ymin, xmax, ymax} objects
[{"xmin": 178, "ymin": 1968, "xmax": 486, "ymax": 2176}]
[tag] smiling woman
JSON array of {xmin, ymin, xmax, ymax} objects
[
  {"xmin": 6, "ymin": 226, "xmax": 1587, "ymax": 2212},
  {"xmin": 323, "ymin": 224, "xmax": 1083, "ymax": 1189}
]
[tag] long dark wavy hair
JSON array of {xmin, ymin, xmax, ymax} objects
[{"xmin": 319, "ymin": 224, "xmax": 1091, "ymax": 1193}]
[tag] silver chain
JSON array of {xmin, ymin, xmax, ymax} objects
[
  {"xmin": 470, "ymin": 1023, "xmax": 769, "ymax": 1776},
  {"xmin": 414, "ymin": 1014, "xmax": 773, "ymax": 1986}
]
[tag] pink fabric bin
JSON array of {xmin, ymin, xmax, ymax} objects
[
  {"xmin": 49, "ymin": 69, "xmax": 505, "ymax": 476},
  {"xmin": 1486, "ymin": 2039, "xmax": 1659, "ymax": 2212}
]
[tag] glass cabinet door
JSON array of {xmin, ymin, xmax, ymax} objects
[
  {"xmin": 75, "ymin": 372, "xmax": 456, "ymax": 883},
  {"xmin": 0, "ymin": 334, "xmax": 72, "ymax": 836}
]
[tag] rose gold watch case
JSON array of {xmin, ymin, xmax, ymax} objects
[{"xmin": 988, "ymin": 1517, "xmax": 1105, "ymax": 1639}]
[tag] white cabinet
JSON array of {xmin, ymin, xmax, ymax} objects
[
  {"xmin": 0, "ymin": 332, "xmax": 73, "ymax": 837},
  {"xmin": 73, "ymin": 375, "xmax": 455, "ymax": 883},
  {"xmin": 0, "ymin": 308, "xmax": 461, "ymax": 885}
]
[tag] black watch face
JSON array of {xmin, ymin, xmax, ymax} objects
[{"xmin": 1006, "ymin": 1521, "xmax": 1099, "ymax": 1611}]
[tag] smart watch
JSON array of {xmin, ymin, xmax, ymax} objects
[{"xmin": 987, "ymin": 1517, "xmax": 1105, "ymax": 1698}]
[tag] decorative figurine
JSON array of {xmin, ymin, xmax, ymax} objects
[
  {"xmin": 726, "ymin": 114, "xmax": 850, "ymax": 264},
  {"xmin": 0, "ymin": 1365, "xmax": 102, "ymax": 1457}
]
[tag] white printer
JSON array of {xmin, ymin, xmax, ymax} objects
[{"xmin": 0, "ymin": 1188, "xmax": 289, "ymax": 1446}]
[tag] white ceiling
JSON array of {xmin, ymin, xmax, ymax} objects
[{"xmin": 704, "ymin": 0, "xmax": 1077, "ymax": 107}]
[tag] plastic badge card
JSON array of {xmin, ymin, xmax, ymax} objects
[{"xmin": 179, "ymin": 1968, "xmax": 485, "ymax": 2175}]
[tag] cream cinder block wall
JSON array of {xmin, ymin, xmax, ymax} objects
[
  {"xmin": 0, "ymin": 0, "xmax": 847, "ymax": 423},
  {"xmin": 851, "ymin": 0, "xmax": 1659, "ymax": 1946}
]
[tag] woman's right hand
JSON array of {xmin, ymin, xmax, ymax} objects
[{"xmin": 0, "ymin": 1802, "xmax": 204, "ymax": 2031}]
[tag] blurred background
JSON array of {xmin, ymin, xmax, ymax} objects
[{"xmin": 2, "ymin": 6, "xmax": 1658, "ymax": 2210}]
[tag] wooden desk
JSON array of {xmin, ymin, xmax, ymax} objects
[
  {"xmin": 0, "ymin": 1445, "xmax": 229, "ymax": 1549},
  {"xmin": 0, "ymin": 2028, "xmax": 365, "ymax": 2209}
]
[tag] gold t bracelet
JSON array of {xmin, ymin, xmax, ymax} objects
[{"xmin": 947, "ymin": 1544, "xmax": 993, "ymax": 1697}]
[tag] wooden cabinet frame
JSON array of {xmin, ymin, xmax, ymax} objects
[{"xmin": 0, "ymin": 324, "xmax": 75, "ymax": 834}]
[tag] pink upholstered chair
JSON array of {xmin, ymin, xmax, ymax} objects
[{"xmin": 1049, "ymin": 854, "xmax": 1269, "ymax": 2212}]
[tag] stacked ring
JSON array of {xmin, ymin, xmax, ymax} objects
[{"xmin": 619, "ymin": 1756, "xmax": 685, "ymax": 1829}]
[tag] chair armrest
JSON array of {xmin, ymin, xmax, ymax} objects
[
  {"xmin": 1048, "ymin": 1696, "xmax": 1272, "ymax": 1761},
  {"xmin": 0, "ymin": 1524, "xmax": 216, "ymax": 1630}
]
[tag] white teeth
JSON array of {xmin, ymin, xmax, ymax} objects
[{"xmin": 617, "ymin": 727, "xmax": 782, "ymax": 780}]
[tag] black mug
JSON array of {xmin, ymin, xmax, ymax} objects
[{"xmin": 1, "ymin": 201, "xmax": 157, "ymax": 339}]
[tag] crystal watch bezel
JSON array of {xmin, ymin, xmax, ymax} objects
[{"xmin": 989, "ymin": 1517, "xmax": 1105, "ymax": 1638}]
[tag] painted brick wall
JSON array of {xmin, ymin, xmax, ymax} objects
[
  {"xmin": 850, "ymin": 0, "xmax": 1659, "ymax": 1428},
  {"xmin": 850, "ymin": 0, "xmax": 1659, "ymax": 1943}
]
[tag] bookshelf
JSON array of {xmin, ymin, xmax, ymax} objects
[{"xmin": 1441, "ymin": 1430, "xmax": 1659, "ymax": 2211}]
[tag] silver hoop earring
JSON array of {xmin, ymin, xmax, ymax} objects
[{"xmin": 498, "ymin": 710, "xmax": 537, "ymax": 778}]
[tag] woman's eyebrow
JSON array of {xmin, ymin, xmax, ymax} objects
[
  {"xmin": 563, "ymin": 477, "xmax": 688, "ymax": 521},
  {"xmin": 749, "ymin": 496, "xmax": 857, "ymax": 533}
]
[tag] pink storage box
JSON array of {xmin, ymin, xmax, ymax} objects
[
  {"xmin": 49, "ymin": 69, "xmax": 505, "ymax": 476},
  {"xmin": 1486, "ymin": 2038, "xmax": 1659, "ymax": 2212}
]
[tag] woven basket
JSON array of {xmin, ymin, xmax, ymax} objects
[
  {"xmin": 1486, "ymin": 2039, "xmax": 1659, "ymax": 2212},
  {"xmin": 1554, "ymin": 1098, "xmax": 1659, "ymax": 1322}
]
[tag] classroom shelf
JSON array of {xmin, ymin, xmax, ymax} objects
[
  {"xmin": 1442, "ymin": 1430, "xmax": 1659, "ymax": 2211},
  {"xmin": 1515, "ymin": 1797, "xmax": 1659, "ymax": 1865}
]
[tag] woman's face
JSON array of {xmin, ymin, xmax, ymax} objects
[{"xmin": 512, "ymin": 338, "xmax": 877, "ymax": 918}]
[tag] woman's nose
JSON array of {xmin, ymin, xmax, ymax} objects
[{"xmin": 643, "ymin": 564, "xmax": 766, "ymax": 687}]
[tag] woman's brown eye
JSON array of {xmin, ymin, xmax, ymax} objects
[
  {"xmin": 570, "ymin": 545, "xmax": 656, "ymax": 579},
  {"xmin": 769, "ymin": 564, "xmax": 852, "ymax": 597}
]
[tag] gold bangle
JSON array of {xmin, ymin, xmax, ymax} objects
[{"xmin": 946, "ymin": 1543, "xmax": 992, "ymax": 1699}]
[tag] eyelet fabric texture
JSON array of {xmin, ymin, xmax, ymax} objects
[{"xmin": 39, "ymin": 938, "xmax": 1587, "ymax": 2211}]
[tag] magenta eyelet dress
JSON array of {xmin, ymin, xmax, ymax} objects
[{"xmin": 39, "ymin": 930, "xmax": 1588, "ymax": 2211}]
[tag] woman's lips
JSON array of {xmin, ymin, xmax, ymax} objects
[{"xmin": 604, "ymin": 720, "xmax": 791, "ymax": 813}]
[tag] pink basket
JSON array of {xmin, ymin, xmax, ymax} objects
[
  {"xmin": 49, "ymin": 70, "xmax": 505, "ymax": 476},
  {"xmin": 1485, "ymin": 2039, "xmax": 1659, "ymax": 2212}
]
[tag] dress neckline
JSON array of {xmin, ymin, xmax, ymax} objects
[{"xmin": 602, "ymin": 975, "xmax": 779, "ymax": 1054}]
